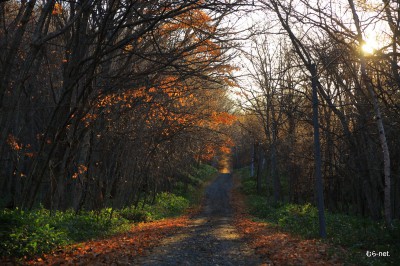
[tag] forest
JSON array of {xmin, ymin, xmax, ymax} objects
[
  {"xmin": 0, "ymin": 0, "xmax": 238, "ymax": 211},
  {"xmin": 233, "ymin": 0, "xmax": 400, "ymax": 227},
  {"xmin": 0, "ymin": 0, "xmax": 399, "ymax": 265}
]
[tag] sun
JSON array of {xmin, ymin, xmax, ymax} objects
[
  {"xmin": 361, "ymin": 36, "xmax": 378, "ymax": 54},
  {"xmin": 362, "ymin": 42, "xmax": 375, "ymax": 54}
]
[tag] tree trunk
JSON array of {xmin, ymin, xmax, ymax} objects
[
  {"xmin": 311, "ymin": 64, "xmax": 327, "ymax": 238},
  {"xmin": 271, "ymin": 122, "xmax": 281, "ymax": 203},
  {"xmin": 250, "ymin": 141, "xmax": 255, "ymax": 177}
]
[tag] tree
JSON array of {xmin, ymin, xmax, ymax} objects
[
  {"xmin": 235, "ymin": 0, "xmax": 400, "ymax": 226},
  {"xmin": 0, "ymin": 0, "xmax": 243, "ymax": 211}
]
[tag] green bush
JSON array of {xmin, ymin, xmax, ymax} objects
[
  {"xmin": 120, "ymin": 207, "xmax": 152, "ymax": 222},
  {"xmin": 238, "ymin": 171, "xmax": 400, "ymax": 266},
  {"xmin": 276, "ymin": 203, "xmax": 319, "ymax": 238},
  {"xmin": 241, "ymin": 178, "xmax": 258, "ymax": 195},
  {"xmin": 120, "ymin": 192, "xmax": 190, "ymax": 222},
  {"xmin": 193, "ymin": 164, "xmax": 218, "ymax": 180},
  {"xmin": 54, "ymin": 210, "xmax": 129, "ymax": 242},
  {"xmin": 0, "ymin": 208, "xmax": 130, "ymax": 258},
  {"xmin": 236, "ymin": 166, "xmax": 252, "ymax": 179},
  {"xmin": 237, "ymin": 167, "xmax": 270, "ymax": 196},
  {"xmin": 153, "ymin": 192, "xmax": 190, "ymax": 218},
  {"xmin": 174, "ymin": 164, "xmax": 217, "ymax": 203},
  {"xmin": 0, "ymin": 165, "xmax": 216, "ymax": 259},
  {"xmin": 0, "ymin": 209, "xmax": 69, "ymax": 258},
  {"xmin": 0, "ymin": 193, "xmax": 191, "ymax": 259}
]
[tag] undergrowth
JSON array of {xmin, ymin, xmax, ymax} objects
[
  {"xmin": 0, "ymin": 208, "xmax": 129, "ymax": 258},
  {"xmin": 0, "ymin": 164, "xmax": 217, "ymax": 259},
  {"xmin": 237, "ymin": 168, "xmax": 400, "ymax": 266}
]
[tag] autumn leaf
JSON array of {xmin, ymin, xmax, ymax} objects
[
  {"xmin": 6, "ymin": 134, "xmax": 22, "ymax": 151},
  {"xmin": 124, "ymin": 44, "xmax": 133, "ymax": 52},
  {"xmin": 52, "ymin": 3, "xmax": 62, "ymax": 15},
  {"xmin": 72, "ymin": 164, "xmax": 88, "ymax": 179}
]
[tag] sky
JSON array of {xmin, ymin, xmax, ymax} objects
[{"xmin": 223, "ymin": 0, "xmax": 394, "ymax": 108}]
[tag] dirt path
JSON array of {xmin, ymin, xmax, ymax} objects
[
  {"xmin": 135, "ymin": 173, "xmax": 264, "ymax": 266},
  {"xmin": 19, "ymin": 173, "xmax": 342, "ymax": 265}
]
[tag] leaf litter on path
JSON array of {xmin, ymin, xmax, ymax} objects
[
  {"xmin": 23, "ymin": 217, "xmax": 189, "ymax": 265},
  {"xmin": 232, "ymin": 176, "xmax": 345, "ymax": 266}
]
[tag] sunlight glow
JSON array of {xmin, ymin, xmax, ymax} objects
[
  {"xmin": 219, "ymin": 155, "xmax": 231, "ymax": 174},
  {"xmin": 362, "ymin": 42, "xmax": 375, "ymax": 54},
  {"xmin": 361, "ymin": 35, "xmax": 378, "ymax": 54}
]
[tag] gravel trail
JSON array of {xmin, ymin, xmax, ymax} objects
[{"xmin": 136, "ymin": 173, "xmax": 263, "ymax": 266}]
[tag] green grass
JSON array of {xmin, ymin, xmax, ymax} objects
[
  {"xmin": 237, "ymin": 168, "xmax": 400, "ymax": 266},
  {"xmin": 120, "ymin": 192, "xmax": 190, "ymax": 222},
  {"xmin": 0, "ymin": 207, "xmax": 130, "ymax": 258},
  {"xmin": 0, "ymin": 164, "xmax": 217, "ymax": 259},
  {"xmin": 119, "ymin": 164, "xmax": 217, "ymax": 223}
]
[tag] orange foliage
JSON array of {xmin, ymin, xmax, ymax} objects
[
  {"xmin": 219, "ymin": 145, "xmax": 231, "ymax": 154},
  {"xmin": 96, "ymin": 87, "xmax": 150, "ymax": 108},
  {"xmin": 24, "ymin": 152, "xmax": 35, "ymax": 158},
  {"xmin": 159, "ymin": 9, "xmax": 223, "ymax": 62},
  {"xmin": 161, "ymin": 9, "xmax": 213, "ymax": 32},
  {"xmin": 211, "ymin": 112, "xmax": 236, "ymax": 126},
  {"xmin": 88, "ymin": 6, "xmax": 236, "ymax": 143},
  {"xmin": 88, "ymin": 7, "xmax": 236, "ymax": 163},
  {"xmin": 225, "ymin": 137, "xmax": 235, "ymax": 147},
  {"xmin": 52, "ymin": 3, "xmax": 62, "ymax": 15},
  {"xmin": 197, "ymin": 136, "xmax": 234, "ymax": 160},
  {"xmin": 7, "ymin": 134, "xmax": 36, "ymax": 158},
  {"xmin": 218, "ymin": 137, "xmax": 235, "ymax": 156},
  {"xmin": 200, "ymin": 143, "xmax": 217, "ymax": 161},
  {"xmin": 123, "ymin": 44, "xmax": 133, "ymax": 53},
  {"xmin": 81, "ymin": 113, "xmax": 98, "ymax": 127},
  {"xmin": 7, "ymin": 134, "xmax": 22, "ymax": 151},
  {"xmin": 94, "ymin": 76, "xmax": 200, "ymax": 134},
  {"xmin": 72, "ymin": 164, "xmax": 88, "ymax": 179}
]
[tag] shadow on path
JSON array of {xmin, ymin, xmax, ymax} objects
[{"xmin": 136, "ymin": 174, "xmax": 263, "ymax": 266}]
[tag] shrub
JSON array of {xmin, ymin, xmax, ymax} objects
[
  {"xmin": 120, "ymin": 192, "xmax": 190, "ymax": 222},
  {"xmin": 241, "ymin": 181, "xmax": 400, "ymax": 265},
  {"xmin": 241, "ymin": 178, "xmax": 258, "ymax": 195},
  {"xmin": 174, "ymin": 164, "xmax": 217, "ymax": 203},
  {"xmin": 120, "ymin": 207, "xmax": 152, "ymax": 223},
  {"xmin": 154, "ymin": 192, "xmax": 190, "ymax": 218},
  {"xmin": 193, "ymin": 164, "xmax": 218, "ymax": 180},
  {"xmin": 0, "ymin": 208, "xmax": 130, "ymax": 258},
  {"xmin": 0, "ymin": 166, "xmax": 215, "ymax": 259},
  {"xmin": 0, "ymin": 209, "xmax": 69, "ymax": 258}
]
